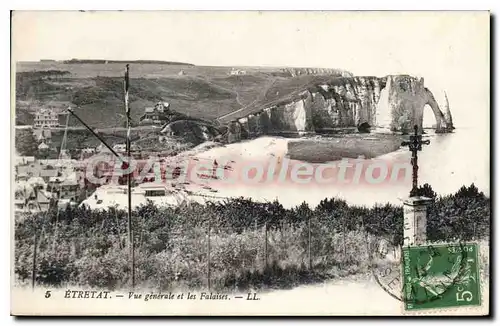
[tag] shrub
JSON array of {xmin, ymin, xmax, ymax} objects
[{"xmin": 13, "ymin": 183, "xmax": 490, "ymax": 291}]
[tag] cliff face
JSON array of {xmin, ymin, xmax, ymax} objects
[
  {"xmin": 311, "ymin": 77, "xmax": 384, "ymax": 130},
  {"xmin": 442, "ymin": 91, "xmax": 454, "ymax": 129},
  {"xmin": 377, "ymin": 75, "xmax": 453, "ymax": 133},
  {"xmin": 225, "ymin": 75, "xmax": 454, "ymax": 141}
]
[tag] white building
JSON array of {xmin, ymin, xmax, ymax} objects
[
  {"xmin": 34, "ymin": 108, "xmax": 59, "ymax": 129},
  {"xmin": 229, "ymin": 68, "xmax": 247, "ymax": 76},
  {"xmin": 79, "ymin": 183, "xmax": 190, "ymax": 211},
  {"xmin": 112, "ymin": 144, "xmax": 127, "ymax": 153},
  {"xmin": 139, "ymin": 102, "xmax": 171, "ymax": 125}
]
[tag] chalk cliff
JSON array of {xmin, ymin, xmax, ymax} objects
[
  {"xmin": 225, "ymin": 75, "xmax": 454, "ymax": 142},
  {"xmin": 442, "ymin": 91, "xmax": 455, "ymax": 130}
]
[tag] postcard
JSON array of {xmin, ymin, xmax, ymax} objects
[{"xmin": 11, "ymin": 10, "xmax": 490, "ymax": 316}]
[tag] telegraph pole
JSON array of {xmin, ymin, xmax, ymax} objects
[
  {"xmin": 66, "ymin": 64, "xmax": 135, "ymax": 288},
  {"xmin": 207, "ymin": 216, "xmax": 211, "ymax": 290},
  {"xmin": 124, "ymin": 64, "xmax": 135, "ymax": 289}
]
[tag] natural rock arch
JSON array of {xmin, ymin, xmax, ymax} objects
[
  {"xmin": 375, "ymin": 75, "xmax": 454, "ymax": 133},
  {"xmin": 422, "ymin": 88, "xmax": 447, "ymax": 132}
]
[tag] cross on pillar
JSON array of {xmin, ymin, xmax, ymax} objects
[{"xmin": 401, "ymin": 125, "xmax": 430, "ymax": 197}]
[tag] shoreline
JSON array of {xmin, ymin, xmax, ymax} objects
[{"xmin": 192, "ymin": 133, "xmax": 405, "ymax": 162}]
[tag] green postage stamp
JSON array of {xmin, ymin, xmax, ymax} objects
[{"xmin": 402, "ymin": 243, "xmax": 481, "ymax": 311}]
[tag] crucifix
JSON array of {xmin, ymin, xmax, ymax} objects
[{"xmin": 401, "ymin": 125, "xmax": 430, "ymax": 197}]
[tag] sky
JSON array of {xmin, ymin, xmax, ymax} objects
[{"xmin": 12, "ymin": 11, "xmax": 490, "ymax": 128}]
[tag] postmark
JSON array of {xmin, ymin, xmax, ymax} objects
[
  {"xmin": 402, "ymin": 242, "xmax": 481, "ymax": 311},
  {"xmin": 369, "ymin": 239, "xmax": 474, "ymax": 306}
]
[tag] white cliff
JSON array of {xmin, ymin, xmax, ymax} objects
[
  {"xmin": 224, "ymin": 74, "xmax": 454, "ymax": 141},
  {"xmin": 442, "ymin": 91, "xmax": 454, "ymax": 129}
]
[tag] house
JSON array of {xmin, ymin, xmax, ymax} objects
[
  {"xmin": 17, "ymin": 161, "xmax": 59, "ymax": 182},
  {"xmin": 137, "ymin": 183, "xmax": 169, "ymax": 197},
  {"xmin": 58, "ymin": 178, "xmax": 80, "ymax": 202},
  {"xmin": 79, "ymin": 183, "xmax": 187, "ymax": 211},
  {"xmin": 79, "ymin": 147, "xmax": 97, "ymax": 160},
  {"xmin": 38, "ymin": 141, "xmax": 50, "ymax": 152},
  {"xmin": 48, "ymin": 172, "xmax": 80, "ymax": 203},
  {"xmin": 229, "ymin": 68, "xmax": 247, "ymax": 75},
  {"xmin": 14, "ymin": 182, "xmax": 34, "ymax": 212},
  {"xmin": 33, "ymin": 108, "xmax": 59, "ymax": 129},
  {"xmin": 14, "ymin": 181, "xmax": 52, "ymax": 213},
  {"xmin": 39, "ymin": 168, "xmax": 60, "ymax": 183},
  {"xmin": 139, "ymin": 102, "xmax": 171, "ymax": 125},
  {"xmin": 112, "ymin": 144, "xmax": 127, "ymax": 153}
]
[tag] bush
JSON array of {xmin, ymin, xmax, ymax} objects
[
  {"xmin": 15, "ymin": 129, "xmax": 38, "ymax": 156},
  {"xmin": 14, "ymin": 183, "xmax": 490, "ymax": 291}
]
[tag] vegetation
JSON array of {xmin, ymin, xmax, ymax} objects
[
  {"xmin": 62, "ymin": 59, "xmax": 194, "ymax": 65},
  {"xmin": 16, "ymin": 74, "xmax": 243, "ymax": 129},
  {"xmin": 15, "ymin": 64, "xmax": 356, "ymax": 130},
  {"xmin": 15, "ymin": 129, "xmax": 38, "ymax": 156},
  {"xmin": 15, "ymin": 72, "xmax": 70, "ymax": 101},
  {"xmin": 14, "ymin": 183, "xmax": 489, "ymax": 291}
]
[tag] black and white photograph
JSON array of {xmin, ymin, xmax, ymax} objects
[{"xmin": 10, "ymin": 10, "xmax": 491, "ymax": 316}]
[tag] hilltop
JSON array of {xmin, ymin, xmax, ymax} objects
[
  {"xmin": 14, "ymin": 62, "xmax": 351, "ymax": 129},
  {"xmin": 61, "ymin": 59, "xmax": 194, "ymax": 65}
]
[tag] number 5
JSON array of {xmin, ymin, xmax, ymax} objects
[{"xmin": 456, "ymin": 291, "xmax": 473, "ymax": 302}]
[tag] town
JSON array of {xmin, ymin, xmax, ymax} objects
[{"xmin": 14, "ymin": 101, "xmax": 225, "ymax": 215}]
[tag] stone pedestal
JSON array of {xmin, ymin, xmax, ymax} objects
[{"xmin": 403, "ymin": 196, "xmax": 432, "ymax": 247}]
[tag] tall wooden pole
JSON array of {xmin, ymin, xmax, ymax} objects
[
  {"xmin": 207, "ymin": 216, "xmax": 211, "ymax": 290},
  {"xmin": 308, "ymin": 214, "xmax": 312, "ymax": 270},
  {"xmin": 114, "ymin": 207, "xmax": 122, "ymax": 250},
  {"xmin": 343, "ymin": 215, "xmax": 347, "ymax": 262},
  {"xmin": 264, "ymin": 221, "xmax": 268, "ymax": 268},
  {"xmin": 124, "ymin": 64, "xmax": 135, "ymax": 289},
  {"xmin": 31, "ymin": 232, "xmax": 37, "ymax": 291},
  {"xmin": 66, "ymin": 76, "xmax": 134, "ymax": 287}
]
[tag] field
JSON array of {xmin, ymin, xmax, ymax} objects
[{"xmin": 14, "ymin": 62, "xmax": 350, "ymax": 129}]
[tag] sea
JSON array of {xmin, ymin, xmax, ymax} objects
[{"xmin": 198, "ymin": 125, "xmax": 490, "ymax": 209}]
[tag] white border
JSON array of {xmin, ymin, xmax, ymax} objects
[
  {"xmin": 2, "ymin": 1, "xmax": 498, "ymax": 324},
  {"xmin": 4, "ymin": 0, "xmax": 497, "ymax": 10}
]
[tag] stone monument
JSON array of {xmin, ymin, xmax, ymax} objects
[{"xmin": 401, "ymin": 125, "xmax": 432, "ymax": 246}]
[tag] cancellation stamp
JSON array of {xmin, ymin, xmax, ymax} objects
[
  {"xmin": 371, "ymin": 239, "xmax": 468, "ymax": 304},
  {"xmin": 402, "ymin": 243, "xmax": 481, "ymax": 311},
  {"xmin": 10, "ymin": 11, "xmax": 490, "ymax": 316}
]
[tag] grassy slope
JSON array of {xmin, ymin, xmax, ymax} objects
[{"xmin": 15, "ymin": 62, "xmax": 349, "ymax": 129}]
